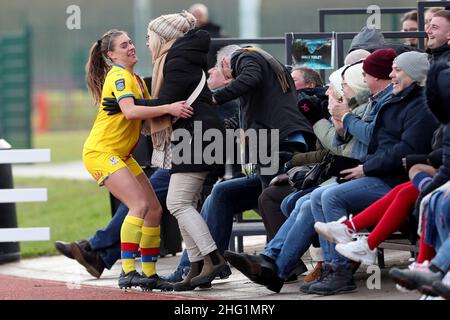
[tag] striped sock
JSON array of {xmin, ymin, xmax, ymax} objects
[
  {"xmin": 140, "ymin": 226, "xmax": 160, "ymax": 277},
  {"xmin": 120, "ymin": 215, "xmax": 144, "ymax": 274}
]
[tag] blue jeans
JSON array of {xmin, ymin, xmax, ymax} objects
[
  {"xmin": 280, "ymin": 189, "xmax": 307, "ymax": 218},
  {"xmin": 427, "ymin": 190, "xmax": 450, "ymax": 272},
  {"xmin": 310, "ymin": 177, "xmax": 391, "ymax": 267},
  {"xmin": 262, "ymin": 192, "xmax": 318, "ymax": 279},
  {"xmin": 176, "ymin": 175, "xmax": 262, "ymax": 269},
  {"xmin": 88, "ymin": 168, "xmax": 171, "ymax": 269}
]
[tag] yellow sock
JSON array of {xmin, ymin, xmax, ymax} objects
[
  {"xmin": 140, "ymin": 226, "xmax": 160, "ymax": 277},
  {"xmin": 120, "ymin": 215, "xmax": 144, "ymax": 274}
]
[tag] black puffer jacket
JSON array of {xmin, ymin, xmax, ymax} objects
[
  {"xmin": 413, "ymin": 61, "xmax": 450, "ymax": 215},
  {"xmin": 363, "ymin": 83, "xmax": 438, "ymax": 187},
  {"xmin": 213, "ymin": 49, "xmax": 315, "ymax": 148},
  {"xmin": 145, "ymin": 29, "xmax": 224, "ymax": 173},
  {"xmin": 427, "ymin": 44, "xmax": 450, "ymax": 64}
]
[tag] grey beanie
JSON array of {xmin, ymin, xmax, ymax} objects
[
  {"xmin": 393, "ymin": 51, "xmax": 430, "ymax": 84},
  {"xmin": 348, "ymin": 26, "xmax": 385, "ymax": 53}
]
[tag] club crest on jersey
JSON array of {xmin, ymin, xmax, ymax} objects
[
  {"xmin": 115, "ymin": 79, "xmax": 125, "ymax": 91},
  {"xmin": 109, "ymin": 156, "xmax": 119, "ymax": 166}
]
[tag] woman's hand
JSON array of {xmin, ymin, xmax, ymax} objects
[
  {"xmin": 167, "ymin": 101, "xmax": 194, "ymax": 118},
  {"xmin": 340, "ymin": 164, "xmax": 365, "ymax": 180},
  {"xmin": 329, "ymin": 95, "xmax": 351, "ymax": 121}
]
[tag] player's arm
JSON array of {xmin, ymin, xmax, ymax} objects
[{"xmin": 117, "ymin": 97, "xmax": 193, "ymax": 120}]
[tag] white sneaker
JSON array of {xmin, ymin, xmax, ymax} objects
[
  {"xmin": 335, "ymin": 235, "xmax": 377, "ymax": 265},
  {"xmin": 314, "ymin": 216, "xmax": 353, "ymax": 244}
]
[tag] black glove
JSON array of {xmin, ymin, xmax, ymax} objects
[
  {"xmin": 102, "ymin": 97, "xmax": 151, "ymax": 115},
  {"xmin": 427, "ymin": 149, "xmax": 443, "ymax": 169},
  {"xmin": 297, "ymin": 94, "xmax": 325, "ymax": 126}
]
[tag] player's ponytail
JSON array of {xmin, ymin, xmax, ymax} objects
[{"xmin": 85, "ymin": 29, "xmax": 125, "ymax": 105}]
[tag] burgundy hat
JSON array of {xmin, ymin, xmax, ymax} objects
[{"xmin": 362, "ymin": 48, "xmax": 397, "ymax": 79}]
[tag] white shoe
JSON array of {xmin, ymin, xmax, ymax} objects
[
  {"xmin": 314, "ymin": 216, "xmax": 354, "ymax": 244},
  {"xmin": 335, "ymin": 235, "xmax": 377, "ymax": 265}
]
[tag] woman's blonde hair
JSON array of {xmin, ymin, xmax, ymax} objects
[{"xmin": 85, "ymin": 29, "xmax": 127, "ymax": 105}]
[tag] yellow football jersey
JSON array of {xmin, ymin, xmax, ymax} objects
[{"xmin": 83, "ymin": 64, "xmax": 150, "ymax": 157}]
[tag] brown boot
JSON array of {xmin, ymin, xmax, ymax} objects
[
  {"xmin": 190, "ymin": 250, "xmax": 226, "ymax": 288},
  {"xmin": 173, "ymin": 261, "xmax": 204, "ymax": 291},
  {"xmin": 303, "ymin": 261, "xmax": 323, "ymax": 283}
]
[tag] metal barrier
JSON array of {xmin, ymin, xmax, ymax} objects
[
  {"xmin": 318, "ymin": 7, "xmax": 414, "ymax": 33},
  {"xmin": 0, "ymin": 139, "xmax": 50, "ymax": 263},
  {"xmin": 417, "ymin": 0, "xmax": 450, "ymax": 31},
  {"xmin": 336, "ymin": 31, "xmax": 428, "ymax": 67}
]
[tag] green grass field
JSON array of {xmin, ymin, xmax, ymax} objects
[
  {"xmin": 14, "ymin": 177, "xmax": 110, "ymax": 258},
  {"xmin": 33, "ymin": 130, "xmax": 89, "ymax": 163}
]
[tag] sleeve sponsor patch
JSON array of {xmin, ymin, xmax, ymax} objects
[{"xmin": 115, "ymin": 79, "xmax": 125, "ymax": 91}]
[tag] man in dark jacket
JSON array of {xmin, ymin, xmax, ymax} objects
[
  {"xmin": 426, "ymin": 10, "xmax": 450, "ymax": 64},
  {"xmin": 213, "ymin": 46, "xmax": 315, "ymax": 187}
]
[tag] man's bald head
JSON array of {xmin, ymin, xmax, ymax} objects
[{"xmin": 188, "ymin": 3, "xmax": 209, "ymax": 27}]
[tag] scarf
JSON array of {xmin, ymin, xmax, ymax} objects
[{"xmin": 142, "ymin": 39, "xmax": 176, "ymax": 168}]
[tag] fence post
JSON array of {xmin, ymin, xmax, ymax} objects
[{"xmin": 0, "ymin": 138, "xmax": 20, "ymax": 263}]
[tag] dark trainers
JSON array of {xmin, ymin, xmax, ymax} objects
[
  {"xmin": 300, "ymin": 263, "xmax": 332, "ymax": 294},
  {"xmin": 140, "ymin": 274, "xmax": 174, "ymax": 292},
  {"xmin": 118, "ymin": 270, "xmax": 144, "ymax": 290},
  {"xmin": 162, "ymin": 266, "xmax": 190, "ymax": 283},
  {"xmin": 308, "ymin": 264, "xmax": 356, "ymax": 296},
  {"xmin": 389, "ymin": 267, "xmax": 444, "ymax": 291},
  {"xmin": 70, "ymin": 241, "xmax": 105, "ymax": 278},
  {"xmin": 432, "ymin": 280, "xmax": 450, "ymax": 300}
]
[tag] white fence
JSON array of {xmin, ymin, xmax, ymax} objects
[{"xmin": 0, "ymin": 145, "xmax": 51, "ymax": 242}]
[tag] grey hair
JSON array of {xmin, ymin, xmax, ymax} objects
[
  {"xmin": 216, "ymin": 45, "xmax": 241, "ymax": 65},
  {"xmin": 291, "ymin": 66, "xmax": 324, "ymax": 87}
]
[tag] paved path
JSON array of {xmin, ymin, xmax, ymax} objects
[{"xmin": 0, "ymin": 247, "xmax": 422, "ymax": 300}]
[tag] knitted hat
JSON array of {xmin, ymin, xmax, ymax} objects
[
  {"xmin": 348, "ymin": 26, "xmax": 386, "ymax": 53},
  {"xmin": 393, "ymin": 51, "xmax": 430, "ymax": 84},
  {"xmin": 328, "ymin": 66, "xmax": 346, "ymax": 98},
  {"xmin": 344, "ymin": 49, "xmax": 371, "ymax": 65},
  {"xmin": 363, "ymin": 48, "xmax": 397, "ymax": 79},
  {"xmin": 342, "ymin": 63, "xmax": 368, "ymax": 94},
  {"xmin": 148, "ymin": 11, "xmax": 197, "ymax": 41}
]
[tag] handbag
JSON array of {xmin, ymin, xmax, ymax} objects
[
  {"xmin": 287, "ymin": 165, "xmax": 314, "ymax": 190},
  {"xmin": 301, "ymin": 153, "xmax": 333, "ymax": 189}
]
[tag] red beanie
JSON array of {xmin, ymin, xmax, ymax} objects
[{"xmin": 362, "ymin": 48, "xmax": 397, "ymax": 79}]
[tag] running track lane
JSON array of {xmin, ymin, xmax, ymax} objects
[{"xmin": 0, "ymin": 275, "xmax": 206, "ymax": 300}]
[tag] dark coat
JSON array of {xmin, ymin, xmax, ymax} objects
[
  {"xmin": 213, "ymin": 49, "xmax": 315, "ymax": 148},
  {"xmin": 427, "ymin": 44, "xmax": 450, "ymax": 65},
  {"xmin": 199, "ymin": 21, "xmax": 224, "ymax": 69},
  {"xmin": 146, "ymin": 29, "xmax": 224, "ymax": 173},
  {"xmin": 363, "ymin": 83, "xmax": 438, "ymax": 187}
]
